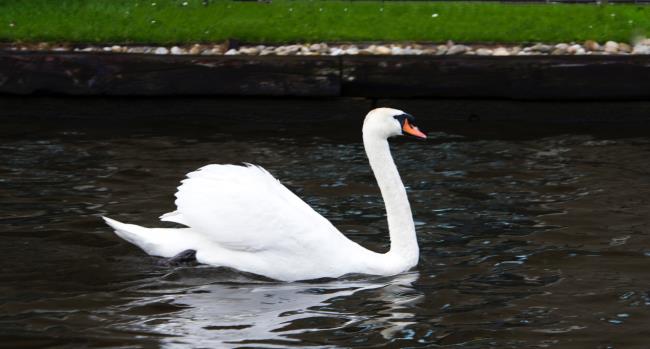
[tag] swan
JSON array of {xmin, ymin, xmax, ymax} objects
[{"xmin": 103, "ymin": 108, "xmax": 427, "ymax": 282}]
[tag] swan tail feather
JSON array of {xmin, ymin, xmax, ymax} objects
[
  {"xmin": 159, "ymin": 211, "xmax": 189, "ymax": 226},
  {"xmin": 102, "ymin": 216, "xmax": 200, "ymax": 258}
]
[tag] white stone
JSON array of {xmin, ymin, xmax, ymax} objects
[
  {"xmin": 286, "ymin": 45, "xmax": 300, "ymax": 53},
  {"xmin": 224, "ymin": 48, "xmax": 239, "ymax": 55},
  {"xmin": 555, "ymin": 43, "xmax": 569, "ymax": 50},
  {"xmin": 618, "ymin": 43, "xmax": 631, "ymax": 53},
  {"xmin": 530, "ymin": 43, "xmax": 552, "ymax": 52},
  {"xmin": 111, "ymin": 45, "xmax": 122, "ymax": 52},
  {"xmin": 127, "ymin": 47, "xmax": 146, "ymax": 54},
  {"xmin": 375, "ymin": 46, "xmax": 391, "ymax": 55},
  {"xmin": 604, "ymin": 41, "xmax": 619, "ymax": 53},
  {"xmin": 209, "ymin": 47, "xmax": 223, "ymax": 55},
  {"xmin": 189, "ymin": 44, "xmax": 202, "ymax": 55},
  {"xmin": 475, "ymin": 48, "xmax": 493, "ymax": 56},
  {"xmin": 154, "ymin": 47, "xmax": 169, "ymax": 55},
  {"xmin": 275, "ymin": 48, "xmax": 289, "ymax": 56},
  {"xmin": 402, "ymin": 47, "xmax": 415, "ymax": 55},
  {"xmin": 567, "ymin": 44, "xmax": 582, "ymax": 54},
  {"xmin": 329, "ymin": 47, "xmax": 343, "ymax": 56},
  {"xmin": 345, "ymin": 47, "xmax": 359, "ymax": 55},
  {"xmin": 447, "ymin": 45, "xmax": 467, "ymax": 55},
  {"xmin": 391, "ymin": 46, "xmax": 404, "ymax": 55},
  {"xmin": 493, "ymin": 47, "xmax": 509, "ymax": 56},
  {"xmin": 239, "ymin": 47, "xmax": 260, "ymax": 55},
  {"xmin": 170, "ymin": 46, "xmax": 183, "ymax": 54},
  {"xmin": 632, "ymin": 44, "xmax": 650, "ymax": 55}
]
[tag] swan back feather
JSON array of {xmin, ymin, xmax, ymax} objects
[{"xmin": 162, "ymin": 164, "xmax": 344, "ymax": 253}]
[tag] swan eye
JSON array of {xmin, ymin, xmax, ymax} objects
[
  {"xmin": 395, "ymin": 113, "xmax": 427, "ymax": 139},
  {"xmin": 393, "ymin": 113, "xmax": 415, "ymax": 127}
]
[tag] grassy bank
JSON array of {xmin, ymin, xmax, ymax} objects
[{"xmin": 0, "ymin": 0, "xmax": 648, "ymax": 44}]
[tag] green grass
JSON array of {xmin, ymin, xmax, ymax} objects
[{"xmin": 0, "ymin": 0, "xmax": 649, "ymax": 44}]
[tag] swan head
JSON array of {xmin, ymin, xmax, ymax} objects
[{"xmin": 363, "ymin": 108, "xmax": 427, "ymax": 140}]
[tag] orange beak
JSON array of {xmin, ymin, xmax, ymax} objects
[{"xmin": 403, "ymin": 119, "xmax": 427, "ymax": 139}]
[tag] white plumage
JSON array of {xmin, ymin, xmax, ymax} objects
[{"xmin": 104, "ymin": 108, "xmax": 427, "ymax": 281}]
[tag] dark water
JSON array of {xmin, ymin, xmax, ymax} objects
[{"xmin": 2, "ymin": 103, "xmax": 650, "ymax": 348}]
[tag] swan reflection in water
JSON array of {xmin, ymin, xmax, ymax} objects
[{"xmin": 116, "ymin": 271, "xmax": 421, "ymax": 348}]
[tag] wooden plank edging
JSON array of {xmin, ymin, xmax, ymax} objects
[{"xmin": 1, "ymin": 52, "xmax": 650, "ymax": 100}]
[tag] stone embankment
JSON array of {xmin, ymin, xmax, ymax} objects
[{"xmin": 4, "ymin": 39, "xmax": 650, "ymax": 56}]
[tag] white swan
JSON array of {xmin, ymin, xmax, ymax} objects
[{"xmin": 103, "ymin": 108, "xmax": 427, "ymax": 282}]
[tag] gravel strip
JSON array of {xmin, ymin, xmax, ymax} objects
[{"xmin": 3, "ymin": 39, "xmax": 650, "ymax": 56}]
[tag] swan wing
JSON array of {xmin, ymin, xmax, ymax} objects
[
  {"xmin": 163, "ymin": 164, "xmax": 342, "ymax": 252},
  {"xmin": 159, "ymin": 211, "xmax": 190, "ymax": 225}
]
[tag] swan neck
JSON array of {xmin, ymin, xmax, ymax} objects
[{"xmin": 363, "ymin": 133, "xmax": 418, "ymax": 264}]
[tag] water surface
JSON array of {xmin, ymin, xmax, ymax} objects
[{"xmin": 1, "ymin": 108, "xmax": 650, "ymax": 348}]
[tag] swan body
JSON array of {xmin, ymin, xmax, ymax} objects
[{"xmin": 104, "ymin": 108, "xmax": 427, "ymax": 281}]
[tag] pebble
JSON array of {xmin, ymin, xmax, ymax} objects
[
  {"xmin": 633, "ymin": 44, "xmax": 650, "ymax": 55},
  {"xmin": 5, "ymin": 40, "xmax": 650, "ymax": 57},
  {"xmin": 567, "ymin": 44, "xmax": 581, "ymax": 54},
  {"xmin": 127, "ymin": 47, "xmax": 146, "ymax": 54},
  {"xmin": 390, "ymin": 46, "xmax": 404, "ymax": 55},
  {"xmin": 555, "ymin": 43, "xmax": 569, "ymax": 51},
  {"xmin": 259, "ymin": 48, "xmax": 274, "ymax": 56},
  {"xmin": 375, "ymin": 45, "xmax": 391, "ymax": 55},
  {"xmin": 531, "ymin": 43, "xmax": 552, "ymax": 53},
  {"xmin": 552, "ymin": 47, "xmax": 566, "ymax": 55},
  {"xmin": 618, "ymin": 42, "xmax": 632, "ymax": 53},
  {"xmin": 189, "ymin": 44, "xmax": 202, "ymax": 55},
  {"xmin": 329, "ymin": 47, "xmax": 343, "ymax": 56},
  {"xmin": 584, "ymin": 40, "xmax": 600, "ymax": 51},
  {"xmin": 345, "ymin": 47, "xmax": 359, "ymax": 55},
  {"xmin": 604, "ymin": 41, "xmax": 619, "ymax": 53},
  {"xmin": 154, "ymin": 47, "xmax": 169, "ymax": 55},
  {"xmin": 493, "ymin": 47, "xmax": 509, "ymax": 56},
  {"xmin": 239, "ymin": 47, "xmax": 259, "ymax": 55},
  {"xmin": 447, "ymin": 44, "xmax": 467, "ymax": 55}
]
